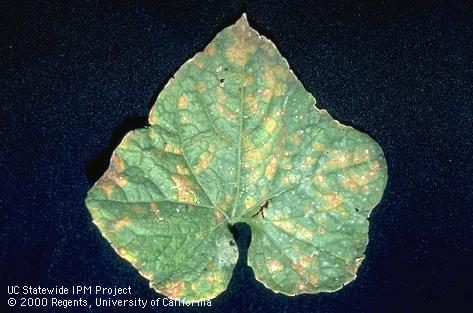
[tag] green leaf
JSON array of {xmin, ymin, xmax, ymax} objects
[{"xmin": 85, "ymin": 14, "xmax": 387, "ymax": 301}]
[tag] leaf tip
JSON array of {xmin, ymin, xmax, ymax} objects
[{"xmin": 235, "ymin": 13, "xmax": 250, "ymax": 28}]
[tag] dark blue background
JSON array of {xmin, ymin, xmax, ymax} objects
[{"xmin": 1, "ymin": 1, "xmax": 472, "ymax": 312}]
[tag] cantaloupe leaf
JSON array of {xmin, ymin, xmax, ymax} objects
[{"xmin": 85, "ymin": 14, "xmax": 387, "ymax": 301}]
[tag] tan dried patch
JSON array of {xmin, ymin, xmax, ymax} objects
[
  {"xmin": 309, "ymin": 274, "xmax": 319, "ymax": 286},
  {"xmin": 206, "ymin": 42, "xmax": 216, "ymax": 56},
  {"xmin": 292, "ymin": 256, "xmax": 313, "ymax": 276},
  {"xmin": 299, "ymin": 227, "xmax": 313, "ymax": 241},
  {"xmin": 267, "ymin": 259, "xmax": 284, "ymax": 273},
  {"xmin": 164, "ymin": 143, "xmax": 182, "ymax": 154},
  {"xmin": 208, "ymin": 145, "xmax": 217, "ymax": 153},
  {"xmin": 194, "ymin": 152, "xmax": 213, "ymax": 174},
  {"xmin": 171, "ymin": 175, "xmax": 196, "ymax": 203},
  {"xmin": 313, "ymin": 174, "xmax": 327, "ymax": 187},
  {"xmin": 111, "ymin": 154, "xmax": 125, "ymax": 173},
  {"xmin": 265, "ymin": 156, "xmax": 278, "ymax": 180},
  {"xmin": 264, "ymin": 68, "xmax": 276, "ymax": 86},
  {"xmin": 115, "ymin": 176, "xmax": 128, "ymax": 187},
  {"xmin": 273, "ymin": 220, "xmax": 295, "ymax": 233},
  {"xmin": 327, "ymin": 192, "xmax": 343, "ymax": 209},
  {"xmin": 245, "ymin": 94, "xmax": 258, "ymax": 113},
  {"xmin": 114, "ymin": 215, "xmax": 131, "ymax": 230},
  {"xmin": 149, "ymin": 112, "xmax": 159, "ymax": 124},
  {"xmin": 97, "ymin": 170, "xmax": 125, "ymax": 197},
  {"xmin": 162, "ymin": 281, "xmax": 185, "ymax": 299},
  {"xmin": 226, "ymin": 38, "xmax": 256, "ymax": 67},
  {"xmin": 215, "ymin": 102, "xmax": 237, "ymax": 119},
  {"xmin": 343, "ymin": 176, "xmax": 359, "ymax": 189},
  {"xmin": 304, "ymin": 156, "xmax": 316, "ymax": 166},
  {"xmin": 194, "ymin": 58, "xmax": 204, "ymax": 69},
  {"xmin": 273, "ymin": 65, "xmax": 287, "ymax": 78},
  {"xmin": 261, "ymin": 88, "xmax": 272, "ymax": 102},
  {"xmin": 178, "ymin": 95, "xmax": 188, "ymax": 109}
]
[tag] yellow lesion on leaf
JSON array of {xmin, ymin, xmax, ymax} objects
[
  {"xmin": 244, "ymin": 73, "xmax": 254, "ymax": 85},
  {"xmin": 205, "ymin": 42, "xmax": 216, "ymax": 56},
  {"xmin": 319, "ymin": 192, "xmax": 343, "ymax": 210},
  {"xmin": 150, "ymin": 203, "xmax": 160, "ymax": 216},
  {"xmin": 171, "ymin": 175, "xmax": 197, "ymax": 203},
  {"xmin": 208, "ymin": 145, "xmax": 217, "ymax": 153},
  {"xmin": 309, "ymin": 274, "xmax": 319, "ymax": 286},
  {"xmin": 176, "ymin": 164, "xmax": 189, "ymax": 175},
  {"xmin": 114, "ymin": 214, "xmax": 131, "ymax": 230},
  {"xmin": 273, "ymin": 220, "xmax": 295, "ymax": 232},
  {"xmin": 226, "ymin": 28, "xmax": 257, "ymax": 67},
  {"xmin": 149, "ymin": 112, "xmax": 159, "ymax": 124},
  {"xmin": 312, "ymin": 142, "xmax": 325, "ymax": 152},
  {"xmin": 263, "ymin": 116, "xmax": 278, "ymax": 134},
  {"xmin": 264, "ymin": 68, "xmax": 276, "ymax": 87},
  {"xmin": 267, "ymin": 259, "xmax": 284, "ymax": 273},
  {"xmin": 274, "ymin": 82, "xmax": 287, "ymax": 97},
  {"xmin": 242, "ymin": 133, "xmax": 266, "ymax": 167},
  {"xmin": 244, "ymin": 94, "xmax": 259, "ymax": 113},
  {"xmin": 162, "ymin": 281, "xmax": 185, "ymax": 299},
  {"xmin": 206, "ymin": 271, "xmax": 224, "ymax": 288},
  {"xmin": 290, "ymin": 134, "xmax": 301, "ymax": 144},
  {"xmin": 292, "ymin": 255, "xmax": 314, "ymax": 277},
  {"xmin": 215, "ymin": 102, "xmax": 237, "ymax": 119},
  {"xmin": 215, "ymin": 209, "xmax": 224, "ymax": 223},
  {"xmin": 299, "ymin": 227, "xmax": 313, "ymax": 241},
  {"xmin": 244, "ymin": 197, "xmax": 256, "ymax": 210},
  {"xmin": 115, "ymin": 176, "xmax": 128, "ymax": 188},
  {"xmin": 282, "ymin": 174, "xmax": 297, "ymax": 185},
  {"xmin": 96, "ymin": 169, "xmax": 127, "ymax": 198},
  {"xmin": 195, "ymin": 81, "xmax": 206, "ymax": 93},
  {"xmin": 164, "ymin": 143, "xmax": 182, "ymax": 154},
  {"xmin": 313, "ymin": 174, "xmax": 327, "ymax": 187},
  {"xmin": 261, "ymin": 88, "xmax": 272, "ymax": 102},
  {"xmin": 118, "ymin": 248, "xmax": 137, "ymax": 265},
  {"xmin": 178, "ymin": 95, "xmax": 188, "ymax": 109},
  {"xmin": 304, "ymin": 156, "xmax": 316, "ymax": 166},
  {"xmin": 265, "ymin": 156, "xmax": 278, "ymax": 180}
]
